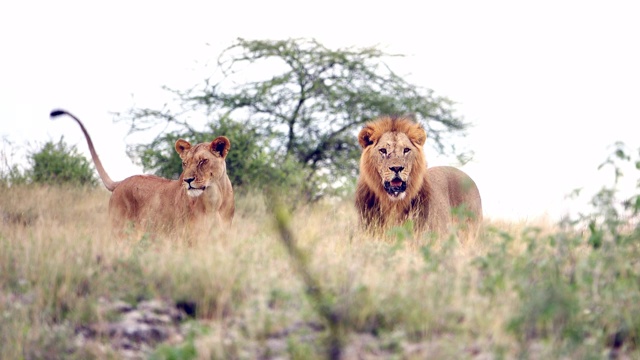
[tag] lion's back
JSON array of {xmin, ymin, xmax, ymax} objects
[
  {"xmin": 426, "ymin": 166, "xmax": 483, "ymax": 225},
  {"xmin": 109, "ymin": 175, "xmax": 179, "ymax": 226},
  {"xmin": 112, "ymin": 175, "xmax": 174, "ymax": 202}
]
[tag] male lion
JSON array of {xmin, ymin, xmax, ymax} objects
[
  {"xmin": 355, "ymin": 115, "xmax": 482, "ymax": 238},
  {"xmin": 50, "ymin": 109, "xmax": 235, "ymax": 233}
]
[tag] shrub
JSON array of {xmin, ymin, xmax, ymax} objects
[{"xmin": 29, "ymin": 137, "xmax": 97, "ymax": 186}]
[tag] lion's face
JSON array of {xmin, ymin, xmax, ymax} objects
[
  {"xmin": 371, "ymin": 132, "xmax": 421, "ymax": 200},
  {"xmin": 176, "ymin": 137, "xmax": 230, "ymax": 198},
  {"xmin": 358, "ymin": 116, "xmax": 427, "ymax": 202}
]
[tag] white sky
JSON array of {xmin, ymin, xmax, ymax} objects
[{"xmin": 1, "ymin": 1, "xmax": 639, "ymax": 221}]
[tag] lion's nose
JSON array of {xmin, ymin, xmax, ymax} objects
[
  {"xmin": 389, "ymin": 166, "xmax": 404, "ymax": 174},
  {"xmin": 184, "ymin": 177, "xmax": 195, "ymax": 185}
]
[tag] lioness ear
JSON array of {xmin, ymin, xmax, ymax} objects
[
  {"xmin": 210, "ymin": 136, "xmax": 230, "ymax": 158},
  {"xmin": 358, "ymin": 126, "xmax": 375, "ymax": 149},
  {"xmin": 175, "ymin": 139, "xmax": 192, "ymax": 156},
  {"xmin": 410, "ymin": 124, "xmax": 427, "ymax": 147}
]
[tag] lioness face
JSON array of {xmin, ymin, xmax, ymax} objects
[
  {"xmin": 175, "ymin": 137, "xmax": 230, "ymax": 198},
  {"xmin": 374, "ymin": 132, "xmax": 420, "ymax": 201}
]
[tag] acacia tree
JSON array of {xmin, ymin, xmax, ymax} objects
[{"xmin": 122, "ymin": 38, "xmax": 467, "ymax": 199}]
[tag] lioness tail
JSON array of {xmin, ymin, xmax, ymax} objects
[{"xmin": 50, "ymin": 109, "xmax": 118, "ymax": 191}]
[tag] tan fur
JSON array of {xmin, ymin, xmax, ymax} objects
[
  {"xmin": 50, "ymin": 109, "xmax": 234, "ymax": 233},
  {"xmin": 355, "ymin": 115, "xmax": 482, "ymax": 238}
]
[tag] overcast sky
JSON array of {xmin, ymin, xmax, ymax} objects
[{"xmin": 1, "ymin": 1, "xmax": 639, "ymax": 221}]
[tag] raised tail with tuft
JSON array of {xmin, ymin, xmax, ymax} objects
[{"xmin": 50, "ymin": 109, "xmax": 119, "ymax": 191}]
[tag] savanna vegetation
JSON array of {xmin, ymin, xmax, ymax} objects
[
  {"xmin": 1, "ymin": 38, "xmax": 639, "ymax": 359},
  {"xmin": 1, "ymin": 144, "xmax": 639, "ymax": 359},
  {"xmin": 0, "ymin": 136, "xmax": 96, "ymax": 187}
]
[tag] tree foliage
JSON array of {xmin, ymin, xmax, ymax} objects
[
  {"xmin": 131, "ymin": 114, "xmax": 305, "ymax": 190},
  {"xmin": 29, "ymin": 137, "xmax": 97, "ymax": 186},
  {"xmin": 122, "ymin": 38, "xmax": 468, "ymax": 199}
]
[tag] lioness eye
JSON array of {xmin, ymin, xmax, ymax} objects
[
  {"xmin": 379, "ymin": 148, "xmax": 387, "ymax": 155},
  {"xmin": 403, "ymin": 148, "xmax": 411, "ymax": 154},
  {"xmin": 181, "ymin": 161, "xmax": 186, "ymax": 167},
  {"xmin": 198, "ymin": 159, "xmax": 208, "ymax": 167}
]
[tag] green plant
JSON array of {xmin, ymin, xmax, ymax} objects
[
  {"xmin": 150, "ymin": 339, "xmax": 197, "ymax": 360},
  {"xmin": 28, "ymin": 137, "xmax": 97, "ymax": 186},
  {"xmin": 506, "ymin": 143, "xmax": 640, "ymax": 357},
  {"xmin": 0, "ymin": 137, "xmax": 28, "ymax": 185},
  {"xmin": 568, "ymin": 142, "xmax": 640, "ymax": 244}
]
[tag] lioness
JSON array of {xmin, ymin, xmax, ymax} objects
[
  {"xmin": 355, "ymin": 115, "xmax": 482, "ymax": 238},
  {"xmin": 50, "ymin": 109, "xmax": 234, "ymax": 233}
]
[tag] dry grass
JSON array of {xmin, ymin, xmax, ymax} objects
[{"xmin": 1, "ymin": 185, "xmax": 638, "ymax": 359}]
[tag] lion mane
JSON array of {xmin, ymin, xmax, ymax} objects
[
  {"xmin": 355, "ymin": 115, "xmax": 482, "ymax": 237},
  {"xmin": 50, "ymin": 109, "xmax": 234, "ymax": 233}
]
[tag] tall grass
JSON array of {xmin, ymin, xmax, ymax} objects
[{"xmin": 1, "ymin": 181, "xmax": 639, "ymax": 359}]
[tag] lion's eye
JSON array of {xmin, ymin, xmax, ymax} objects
[
  {"xmin": 198, "ymin": 159, "xmax": 208, "ymax": 167},
  {"xmin": 181, "ymin": 161, "xmax": 186, "ymax": 167},
  {"xmin": 403, "ymin": 148, "xmax": 411, "ymax": 154},
  {"xmin": 379, "ymin": 148, "xmax": 387, "ymax": 155}
]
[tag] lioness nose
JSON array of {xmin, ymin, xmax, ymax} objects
[
  {"xmin": 389, "ymin": 166, "xmax": 404, "ymax": 173},
  {"xmin": 184, "ymin": 177, "xmax": 195, "ymax": 184}
]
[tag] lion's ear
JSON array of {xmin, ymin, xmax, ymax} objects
[
  {"xmin": 409, "ymin": 125, "xmax": 427, "ymax": 147},
  {"xmin": 358, "ymin": 126, "xmax": 375, "ymax": 149},
  {"xmin": 211, "ymin": 136, "xmax": 231, "ymax": 158},
  {"xmin": 175, "ymin": 139, "xmax": 192, "ymax": 156}
]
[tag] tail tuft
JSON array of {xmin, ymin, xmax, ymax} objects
[{"xmin": 50, "ymin": 109, "xmax": 67, "ymax": 118}]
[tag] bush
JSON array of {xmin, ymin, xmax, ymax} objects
[{"xmin": 29, "ymin": 137, "xmax": 97, "ymax": 186}]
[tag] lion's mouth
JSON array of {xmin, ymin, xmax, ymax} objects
[
  {"xmin": 187, "ymin": 185, "xmax": 206, "ymax": 197},
  {"xmin": 384, "ymin": 178, "xmax": 407, "ymax": 199}
]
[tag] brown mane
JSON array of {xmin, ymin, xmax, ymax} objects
[
  {"xmin": 355, "ymin": 115, "xmax": 482, "ymax": 238},
  {"xmin": 358, "ymin": 116, "xmax": 426, "ymax": 148}
]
